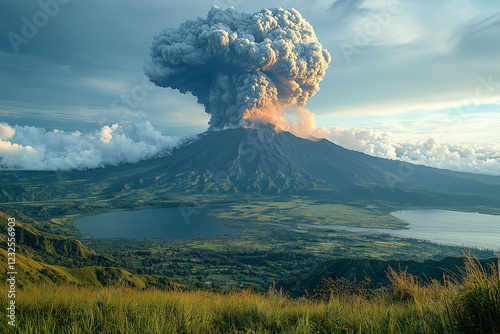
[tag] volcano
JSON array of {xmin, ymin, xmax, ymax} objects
[
  {"xmin": 81, "ymin": 124, "xmax": 500, "ymax": 208},
  {"xmin": 1, "ymin": 125, "xmax": 500, "ymax": 208}
]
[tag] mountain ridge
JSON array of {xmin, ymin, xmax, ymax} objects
[
  {"xmin": 1, "ymin": 125, "xmax": 499, "ymax": 210},
  {"xmin": 119, "ymin": 125, "xmax": 500, "ymax": 203}
]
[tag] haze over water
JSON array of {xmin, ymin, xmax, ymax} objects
[
  {"xmin": 301, "ymin": 209, "xmax": 500, "ymax": 251},
  {"xmin": 390, "ymin": 210, "xmax": 500, "ymax": 251}
]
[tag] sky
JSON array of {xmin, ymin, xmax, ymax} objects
[{"xmin": 0, "ymin": 0, "xmax": 499, "ymax": 174}]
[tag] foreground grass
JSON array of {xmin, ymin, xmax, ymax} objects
[{"xmin": 2, "ymin": 256, "xmax": 498, "ymax": 333}]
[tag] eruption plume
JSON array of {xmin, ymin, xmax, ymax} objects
[{"xmin": 145, "ymin": 6, "xmax": 331, "ymax": 130}]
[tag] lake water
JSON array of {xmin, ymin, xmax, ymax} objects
[
  {"xmin": 75, "ymin": 208, "xmax": 499, "ymax": 249},
  {"xmin": 74, "ymin": 208, "xmax": 242, "ymax": 240},
  {"xmin": 298, "ymin": 209, "xmax": 500, "ymax": 251}
]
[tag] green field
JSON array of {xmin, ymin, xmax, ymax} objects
[{"xmin": 211, "ymin": 199, "xmax": 407, "ymax": 228}]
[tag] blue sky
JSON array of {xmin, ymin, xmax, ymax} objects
[{"xmin": 1, "ymin": 0, "xmax": 499, "ymax": 173}]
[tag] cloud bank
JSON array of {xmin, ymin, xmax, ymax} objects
[
  {"xmin": 0, "ymin": 118, "xmax": 498, "ymax": 176},
  {"xmin": 145, "ymin": 6, "xmax": 331, "ymax": 130},
  {"xmin": 0, "ymin": 119, "xmax": 182, "ymax": 171},
  {"xmin": 323, "ymin": 126, "xmax": 500, "ymax": 176}
]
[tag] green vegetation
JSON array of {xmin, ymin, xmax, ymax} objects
[
  {"xmin": 0, "ymin": 247, "xmax": 182, "ymax": 290},
  {"xmin": 0, "ymin": 209, "xmax": 183, "ymax": 291},
  {"xmin": 0, "ymin": 209, "xmax": 114, "ymax": 268},
  {"xmin": 81, "ymin": 219, "xmax": 494, "ymax": 291},
  {"xmin": 1, "ymin": 255, "xmax": 498, "ymax": 333},
  {"xmin": 449, "ymin": 255, "xmax": 500, "ymax": 333},
  {"xmin": 1, "ymin": 204, "xmax": 494, "ymax": 292},
  {"xmin": 212, "ymin": 199, "xmax": 407, "ymax": 228},
  {"xmin": 281, "ymin": 256, "xmax": 498, "ymax": 297}
]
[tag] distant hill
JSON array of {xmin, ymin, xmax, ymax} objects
[
  {"xmin": 0, "ymin": 209, "xmax": 182, "ymax": 290},
  {"xmin": 0, "ymin": 209, "xmax": 114, "ymax": 268},
  {"xmin": 280, "ymin": 256, "xmax": 499, "ymax": 297},
  {"xmin": 0, "ymin": 248, "xmax": 180, "ymax": 290}
]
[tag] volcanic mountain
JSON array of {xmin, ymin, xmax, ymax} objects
[
  {"xmin": 148, "ymin": 125, "xmax": 500, "ymax": 205},
  {"xmin": 1, "ymin": 125, "xmax": 500, "ymax": 209}
]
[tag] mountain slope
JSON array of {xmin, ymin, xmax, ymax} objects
[
  {"xmin": 1, "ymin": 125, "xmax": 499, "ymax": 209},
  {"xmin": 105, "ymin": 125, "xmax": 500, "ymax": 205},
  {"xmin": 0, "ymin": 208, "xmax": 182, "ymax": 289},
  {"xmin": 0, "ymin": 248, "xmax": 182, "ymax": 290},
  {"xmin": 0, "ymin": 209, "xmax": 115, "ymax": 268}
]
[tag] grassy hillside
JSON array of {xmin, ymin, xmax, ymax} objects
[
  {"xmin": 0, "ymin": 208, "xmax": 114, "ymax": 268},
  {"xmin": 0, "ymin": 248, "xmax": 180, "ymax": 290},
  {"xmin": 1, "ymin": 255, "xmax": 498, "ymax": 333},
  {"xmin": 0, "ymin": 208, "xmax": 183, "ymax": 291}
]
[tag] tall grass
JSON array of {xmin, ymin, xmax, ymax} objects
[
  {"xmin": 448, "ymin": 254, "xmax": 500, "ymax": 333},
  {"xmin": 2, "ymin": 254, "xmax": 498, "ymax": 333}
]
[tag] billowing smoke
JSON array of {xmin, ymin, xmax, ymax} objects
[
  {"xmin": 145, "ymin": 6, "xmax": 331, "ymax": 130},
  {"xmin": 0, "ymin": 119, "xmax": 182, "ymax": 171}
]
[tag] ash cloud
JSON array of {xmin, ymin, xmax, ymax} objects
[
  {"xmin": 0, "ymin": 119, "xmax": 182, "ymax": 171},
  {"xmin": 145, "ymin": 6, "xmax": 331, "ymax": 130}
]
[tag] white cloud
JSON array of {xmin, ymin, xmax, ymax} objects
[
  {"xmin": 322, "ymin": 126, "xmax": 500, "ymax": 175},
  {"xmin": 1, "ymin": 116, "xmax": 498, "ymax": 176},
  {"xmin": 0, "ymin": 119, "xmax": 183, "ymax": 171},
  {"xmin": 0, "ymin": 123, "xmax": 15, "ymax": 140}
]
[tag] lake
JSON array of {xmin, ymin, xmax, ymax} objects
[
  {"xmin": 74, "ymin": 207, "xmax": 242, "ymax": 240},
  {"xmin": 75, "ymin": 208, "xmax": 499, "ymax": 249},
  {"xmin": 298, "ymin": 209, "xmax": 500, "ymax": 251}
]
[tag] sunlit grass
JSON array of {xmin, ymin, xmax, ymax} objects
[
  {"xmin": 1, "ymin": 254, "xmax": 498, "ymax": 333},
  {"xmin": 448, "ymin": 254, "xmax": 500, "ymax": 333}
]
